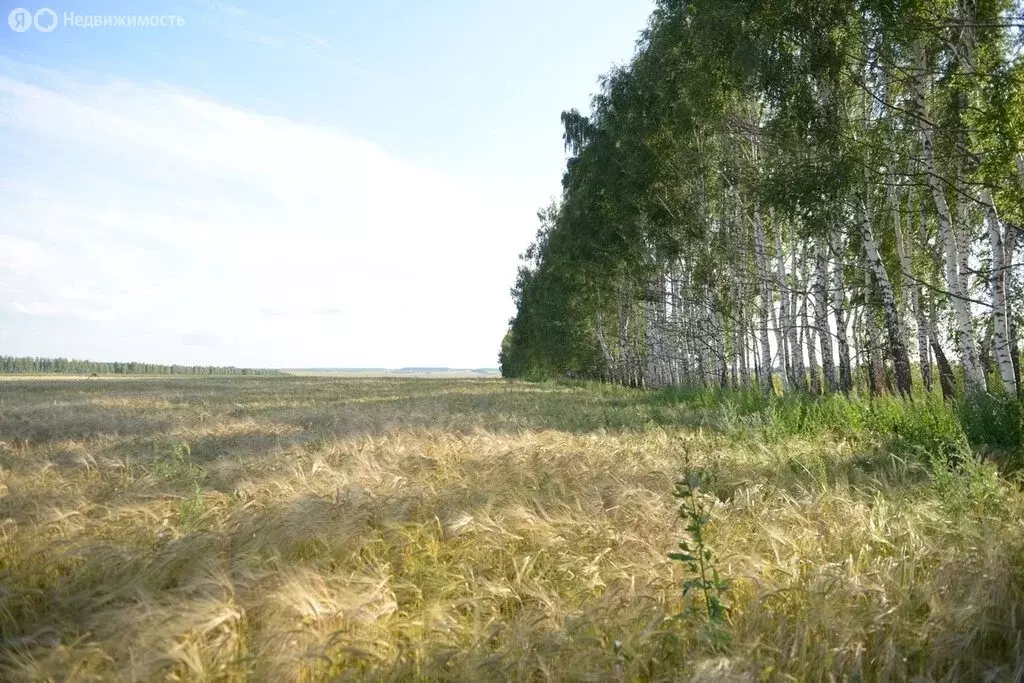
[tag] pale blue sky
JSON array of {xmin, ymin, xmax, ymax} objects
[{"xmin": 0, "ymin": 0, "xmax": 652, "ymax": 368}]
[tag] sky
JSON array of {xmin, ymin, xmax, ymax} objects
[{"xmin": 0, "ymin": 0, "xmax": 653, "ymax": 369}]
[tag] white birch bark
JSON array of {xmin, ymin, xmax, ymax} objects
[
  {"xmin": 955, "ymin": 171, "xmax": 973, "ymax": 307},
  {"xmin": 617, "ymin": 292, "xmax": 631, "ymax": 385},
  {"xmin": 644, "ymin": 277, "xmax": 657, "ymax": 388},
  {"xmin": 753, "ymin": 213, "xmax": 774, "ymax": 392},
  {"xmin": 813, "ymin": 240, "xmax": 836, "ymax": 392},
  {"xmin": 913, "ymin": 39, "xmax": 985, "ymax": 390},
  {"xmin": 802, "ymin": 257, "xmax": 820, "ymax": 394},
  {"xmin": 715, "ymin": 304, "xmax": 728, "ymax": 389},
  {"xmin": 981, "ymin": 189, "xmax": 1017, "ymax": 394},
  {"xmin": 831, "ymin": 226, "xmax": 852, "ymax": 392},
  {"xmin": 774, "ymin": 218, "xmax": 792, "ymax": 391},
  {"xmin": 907, "ymin": 192, "xmax": 933, "ymax": 392},
  {"xmin": 595, "ymin": 309, "xmax": 616, "ymax": 381},
  {"xmin": 730, "ymin": 310, "xmax": 740, "ymax": 388},
  {"xmin": 670, "ymin": 262, "xmax": 684, "ymax": 386},
  {"xmin": 1005, "ymin": 208, "xmax": 1020, "ymax": 394},
  {"xmin": 888, "ymin": 173, "xmax": 913, "ymax": 352},
  {"xmin": 737, "ymin": 299, "xmax": 749, "ymax": 387},
  {"xmin": 859, "ymin": 193, "xmax": 913, "ymax": 395},
  {"xmin": 659, "ymin": 270, "xmax": 672, "ymax": 387},
  {"xmin": 787, "ymin": 235, "xmax": 806, "ymax": 390},
  {"xmin": 1016, "ymin": 153, "xmax": 1024, "ymax": 196},
  {"xmin": 863, "ymin": 266, "xmax": 887, "ymax": 395}
]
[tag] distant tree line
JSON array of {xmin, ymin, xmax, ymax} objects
[{"xmin": 0, "ymin": 355, "xmax": 279, "ymax": 376}]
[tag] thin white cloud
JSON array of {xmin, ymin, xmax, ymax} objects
[
  {"xmin": 0, "ymin": 62, "xmax": 529, "ymax": 367},
  {"xmin": 196, "ymin": 2, "xmax": 368, "ymax": 78}
]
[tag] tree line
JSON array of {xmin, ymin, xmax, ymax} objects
[
  {"xmin": 0, "ymin": 356, "xmax": 279, "ymax": 376},
  {"xmin": 502, "ymin": 0, "xmax": 1024, "ymax": 401}
]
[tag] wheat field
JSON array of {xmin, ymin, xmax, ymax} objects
[{"xmin": 0, "ymin": 376, "xmax": 1022, "ymax": 681}]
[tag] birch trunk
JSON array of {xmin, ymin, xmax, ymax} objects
[
  {"xmin": 908, "ymin": 192, "xmax": 933, "ymax": 393},
  {"xmin": 913, "ymin": 39, "xmax": 985, "ymax": 391},
  {"xmin": 981, "ymin": 189, "xmax": 1017, "ymax": 394},
  {"xmin": 595, "ymin": 309, "xmax": 616, "ymax": 380},
  {"xmin": 617, "ymin": 292, "xmax": 630, "ymax": 386},
  {"xmin": 737, "ymin": 300, "xmax": 749, "ymax": 388},
  {"xmin": 814, "ymin": 240, "xmax": 836, "ymax": 392},
  {"xmin": 715, "ymin": 305, "xmax": 728, "ymax": 390},
  {"xmin": 680, "ymin": 275, "xmax": 694, "ymax": 387},
  {"xmin": 850, "ymin": 305, "xmax": 865, "ymax": 394},
  {"xmin": 802, "ymin": 281, "xmax": 820, "ymax": 394},
  {"xmin": 774, "ymin": 220, "xmax": 792, "ymax": 391},
  {"xmin": 644, "ymin": 278, "xmax": 657, "ymax": 388},
  {"xmin": 1012, "ymin": 155, "xmax": 1023, "ymax": 394},
  {"xmin": 919, "ymin": 195, "xmax": 954, "ymax": 401},
  {"xmin": 697, "ymin": 295, "xmax": 709, "ymax": 388},
  {"xmin": 955, "ymin": 170, "xmax": 973, "ymax": 308},
  {"xmin": 661, "ymin": 271, "xmax": 673, "ymax": 387},
  {"xmin": 864, "ymin": 267, "xmax": 888, "ymax": 396},
  {"xmin": 654, "ymin": 270, "xmax": 671, "ymax": 388},
  {"xmin": 786, "ymin": 230, "xmax": 806, "ymax": 390},
  {"xmin": 858, "ymin": 194, "xmax": 913, "ymax": 396},
  {"xmin": 831, "ymin": 227, "xmax": 853, "ymax": 393},
  {"xmin": 730, "ymin": 328, "xmax": 739, "ymax": 388},
  {"xmin": 929, "ymin": 313, "xmax": 958, "ymax": 401},
  {"xmin": 888, "ymin": 174, "xmax": 914, "ymax": 353},
  {"xmin": 729, "ymin": 281, "xmax": 739, "ymax": 388},
  {"xmin": 670, "ymin": 263, "xmax": 683, "ymax": 386},
  {"xmin": 753, "ymin": 213, "xmax": 774, "ymax": 392},
  {"xmin": 752, "ymin": 333, "xmax": 761, "ymax": 389}
]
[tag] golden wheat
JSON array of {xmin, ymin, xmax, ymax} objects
[{"xmin": 0, "ymin": 377, "xmax": 1021, "ymax": 681}]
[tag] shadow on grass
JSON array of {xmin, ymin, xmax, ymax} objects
[
  {"xmin": 0, "ymin": 377, "xmax": 675, "ymax": 446},
  {"xmin": 2, "ymin": 377, "xmax": 993, "ymax": 496}
]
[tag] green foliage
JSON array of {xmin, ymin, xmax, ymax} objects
[
  {"xmin": 178, "ymin": 485, "xmax": 207, "ymax": 531},
  {"xmin": 883, "ymin": 397, "xmax": 970, "ymax": 462},
  {"xmin": 500, "ymin": 205, "xmax": 606, "ymax": 381},
  {"xmin": 148, "ymin": 440, "xmax": 206, "ymax": 488},
  {"xmin": 655, "ymin": 388, "xmax": 984, "ymax": 463},
  {"xmin": 956, "ymin": 393, "xmax": 1024, "ymax": 465},
  {"xmin": 929, "ymin": 450, "xmax": 1010, "ymax": 518},
  {"xmin": 670, "ymin": 470, "xmax": 730, "ymax": 629}
]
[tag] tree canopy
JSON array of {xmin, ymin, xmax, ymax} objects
[{"xmin": 503, "ymin": 0, "xmax": 1024, "ymax": 401}]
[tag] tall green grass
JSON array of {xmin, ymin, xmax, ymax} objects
[{"xmin": 652, "ymin": 386, "xmax": 1023, "ymax": 467}]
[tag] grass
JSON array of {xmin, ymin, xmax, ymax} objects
[{"xmin": 0, "ymin": 376, "xmax": 1022, "ymax": 681}]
